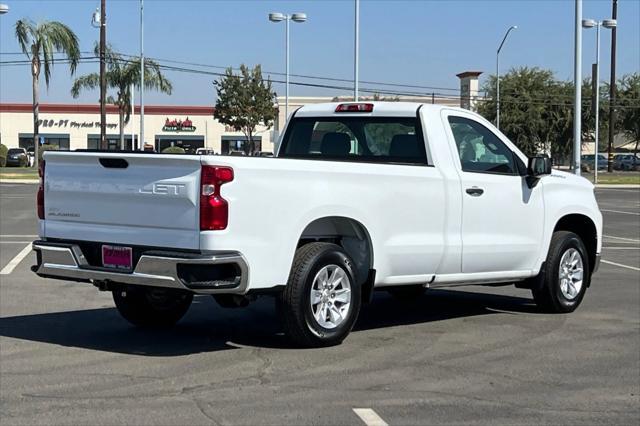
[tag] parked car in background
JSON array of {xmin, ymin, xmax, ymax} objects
[
  {"xmin": 253, "ymin": 151, "xmax": 274, "ymax": 157},
  {"xmin": 613, "ymin": 154, "xmax": 639, "ymax": 171},
  {"xmin": 196, "ymin": 148, "xmax": 217, "ymax": 156},
  {"xmin": 581, "ymin": 154, "xmax": 607, "ymax": 171},
  {"xmin": 6, "ymin": 148, "xmax": 29, "ymax": 167}
]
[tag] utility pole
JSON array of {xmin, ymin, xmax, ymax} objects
[
  {"xmin": 607, "ymin": 0, "xmax": 618, "ymax": 172},
  {"xmin": 140, "ymin": 0, "xmax": 145, "ymax": 151},
  {"xmin": 99, "ymin": 0, "xmax": 106, "ymax": 149},
  {"xmin": 354, "ymin": 0, "xmax": 359, "ymax": 101},
  {"xmin": 573, "ymin": 0, "xmax": 583, "ymax": 175}
]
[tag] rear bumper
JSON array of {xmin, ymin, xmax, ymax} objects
[{"xmin": 31, "ymin": 241, "xmax": 249, "ymax": 295}]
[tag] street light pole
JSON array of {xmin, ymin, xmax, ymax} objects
[
  {"xmin": 594, "ymin": 22, "xmax": 601, "ymax": 183},
  {"xmin": 573, "ymin": 0, "xmax": 583, "ymax": 175},
  {"xmin": 285, "ymin": 16, "xmax": 289, "ymax": 122},
  {"xmin": 496, "ymin": 25, "xmax": 517, "ymax": 130},
  {"xmin": 354, "ymin": 0, "xmax": 359, "ymax": 101},
  {"xmin": 582, "ymin": 18, "xmax": 616, "ymax": 184},
  {"xmin": 269, "ymin": 12, "xmax": 306, "ymax": 126},
  {"xmin": 99, "ymin": 0, "xmax": 106, "ymax": 150},
  {"xmin": 140, "ymin": 0, "xmax": 145, "ymax": 151},
  {"xmin": 607, "ymin": 0, "xmax": 618, "ymax": 172}
]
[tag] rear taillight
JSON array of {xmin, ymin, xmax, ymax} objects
[
  {"xmin": 200, "ymin": 165, "xmax": 234, "ymax": 230},
  {"xmin": 335, "ymin": 103, "xmax": 374, "ymax": 113},
  {"xmin": 37, "ymin": 160, "xmax": 45, "ymax": 220}
]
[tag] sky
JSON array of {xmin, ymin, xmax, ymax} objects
[{"xmin": 0, "ymin": 0, "xmax": 638, "ymax": 106}]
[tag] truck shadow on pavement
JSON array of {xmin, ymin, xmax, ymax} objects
[{"xmin": 0, "ymin": 289, "xmax": 538, "ymax": 355}]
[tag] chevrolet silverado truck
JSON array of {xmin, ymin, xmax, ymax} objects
[{"xmin": 32, "ymin": 102, "xmax": 603, "ymax": 347}]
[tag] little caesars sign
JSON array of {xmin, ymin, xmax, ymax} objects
[{"xmin": 162, "ymin": 117, "xmax": 196, "ymax": 132}]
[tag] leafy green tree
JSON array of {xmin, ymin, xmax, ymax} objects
[
  {"xmin": 615, "ymin": 73, "xmax": 640, "ymax": 156},
  {"xmin": 15, "ymin": 19, "xmax": 80, "ymax": 167},
  {"xmin": 478, "ymin": 66, "xmax": 610, "ymax": 163},
  {"xmin": 71, "ymin": 44, "xmax": 172, "ymax": 149},
  {"xmin": 214, "ymin": 65, "xmax": 277, "ymax": 155}
]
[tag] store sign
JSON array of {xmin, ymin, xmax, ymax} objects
[
  {"xmin": 38, "ymin": 118, "xmax": 117, "ymax": 129},
  {"xmin": 163, "ymin": 117, "xmax": 196, "ymax": 132}
]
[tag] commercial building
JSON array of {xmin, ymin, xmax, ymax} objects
[{"xmin": 0, "ymin": 103, "xmax": 275, "ymax": 154}]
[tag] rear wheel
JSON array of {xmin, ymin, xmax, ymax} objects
[
  {"xmin": 113, "ymin": 286, "xmax": 193, "ymax": 328},
  {"xmin": 279, "ymin": 242, "xmax": 361, "ymax": 347},
  {"xmin": 532, "ymin": 231, "xmax": 590, "ymax": 313}
]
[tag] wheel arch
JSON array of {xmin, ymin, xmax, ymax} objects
[
  {"xmin": 296, "ymin": 216, "xmax": 374, "ymax": 286},
  {"xmin": 553, "ymin": 213, "xmax": 598, "ymax": 275}
]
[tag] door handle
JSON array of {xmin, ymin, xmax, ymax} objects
[{"xmin": 465, "ymin": 187, "xmax": 484, "ymax": 196}]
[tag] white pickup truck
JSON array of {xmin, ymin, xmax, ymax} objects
[{"xmin": 32, "ymin": 102, "xmax": 603, "ymax": 347}]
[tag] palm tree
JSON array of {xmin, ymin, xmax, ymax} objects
[
  {"xmin": 72, "ymin": 44, "xmax": 172, "ymax": 149},
  {"xmin": 15, "ymin": 19, "xmax": 80, "ymax": 167}
]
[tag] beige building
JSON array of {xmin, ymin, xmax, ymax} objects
[{"xmin": 0, "ymin": 103, "xmax": 276, "ymax": 154}]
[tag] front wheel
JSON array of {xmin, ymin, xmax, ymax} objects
[
  {"xmin": 278, "ymin": 242, "xmax": 361, "ymax": 347},
  {"xmin": 532, "ymin": 231, "xmax": 590, "ymax": 313},
  {"xmin": 113, "ymin": 286, "xmax": 193, "ymax": 328}
]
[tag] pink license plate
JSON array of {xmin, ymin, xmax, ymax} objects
[{"xmin": 102, "ymin": 245, "xmax": 132, "ymax": 270}]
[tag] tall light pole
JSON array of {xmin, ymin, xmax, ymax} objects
[
  {"xmin": 573, "ymin": 0, "xmax": 583, "ymax": 175},
  {"xmin": 607, "ymin": 0, "xmax": 618, "ymax": 172},
  {"xmin": 582, "ymin": 18, "xmax": 616, "ymax": 184},
  {"xmin": 496, "ymin": 25, "xmax": 517, "ymax": 130},
  {"xmin": 140, "ymin": 0, "xmax": 145, "ymax": 150},
  {"xmin": 92, "ymin": 3, "xmax": 107, "ymax": 150},
  {"xmin": 354, "ymin": 0, "xmax": 360, "ymax": 101},
  {"xmin": 269, "ymin": 12, "xmax": 307, "ymax": 125}
]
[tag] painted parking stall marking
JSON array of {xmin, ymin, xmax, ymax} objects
[
  {"xmin": 353, "ymin": 408, "xmax": 389, "ymax": 426},
  {"xmin": 0, "ymin": 243, "xmax": 33, "ymax": 275}
]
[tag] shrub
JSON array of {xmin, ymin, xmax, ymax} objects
[
  {"xmin": 0, "ymin": 144, "xmax": 7, "ymax": 167},
  {"xmin": 38, "ymin": 144, "xmax": 59, "ymax": 163},
  {"xmin": 161, "ymin": 146, "xmax": 186, "ymax": 154}
]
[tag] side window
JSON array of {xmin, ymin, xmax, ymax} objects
[{"xmin": 448, "ymin": 116, "xmax": 516, "ymax": 175}]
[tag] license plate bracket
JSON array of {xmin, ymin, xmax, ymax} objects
[{"xmin": 102, "ymin": 245, "xmax": 133, "ymax": 270}]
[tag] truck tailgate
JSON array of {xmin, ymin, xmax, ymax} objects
[{"xmin": 43, "ymin": 152, "xmax": 201, "ymax": 250}]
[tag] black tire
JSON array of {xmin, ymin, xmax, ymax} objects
[
  {"xmin": 387, "ymin": 284, "xmax": 425, "ymax": 300},
  {"xmin": 278, "ymin": 242, "xmax": 361, "ymax": 347},
  {"xmin": 112, "ymin": 286, "xmax": 193, "ymax": 328},
  {"xmin": 532, "ymin": 231, "xmax": 590, "ymax": 313}
]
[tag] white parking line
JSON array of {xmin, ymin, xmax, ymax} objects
[
  {"xmin": 601, "ymin": 260, "xmax": 640, "ymax": 272},
  {"xmin": 0, "ymin": 241, "xmax": 33, "ymax": 244},
  {"xmin": 604, "ymin": 235, "xmax": 640, "ymax": 243},
  {"xmin": 0, "ymin": 235, "xmax": 38, "ymax": 238},
  {"xmin": 601, "ymin": 209, "xmax": 640, "ymax": 216},
  {"xmin": 353, "ymin": 408, "xmax": 388, "ymax": 426},
  {"xmin": 603, "ymin": 247, "xmax": 640, "ymax": 250},
  {"xmin": 0, "ymin": 243, "xmax": 33, "ymax": 275}
]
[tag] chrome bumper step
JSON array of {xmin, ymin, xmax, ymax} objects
[{"xmin": 32, "ymin": 241, "xmax": 249, "ymax": 295}]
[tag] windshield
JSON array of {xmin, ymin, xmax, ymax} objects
[
  {"xmin": 8, "ymin": 149, "xmax": 23, "ymax": 155},
  {"xmin": 279, "ymin": 116, "xmax": 427, "ymax": 165}
]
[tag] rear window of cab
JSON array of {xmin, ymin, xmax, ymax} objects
[{"xmin": 279, "ymin": 117, "xmax": 428, "ymax": 165}]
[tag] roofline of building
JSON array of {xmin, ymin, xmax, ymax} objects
[
  {"xmin": 0, "ymin": 103, "xmax": 215, "ymax": 116},
  {"xmin": 456, "ymin": 71, "xmax": 483, "ymax": 79}
]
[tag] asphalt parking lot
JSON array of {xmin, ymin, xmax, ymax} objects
[{"xmin": 0, "ymin": 183, "xmax": 638, "ymax": 425}]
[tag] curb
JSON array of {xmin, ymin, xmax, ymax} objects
[
  {"xmin": 0, "ymin": 179, "xmax": 39, "ymax": 184},
  {"xmin": 595, "ymin": 184, "xmax": 640, "ymax": 189}
]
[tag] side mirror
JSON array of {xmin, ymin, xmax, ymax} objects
[{"xmin": 527, "ymin": 156, "xmax": 552, "ymax": 177}]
